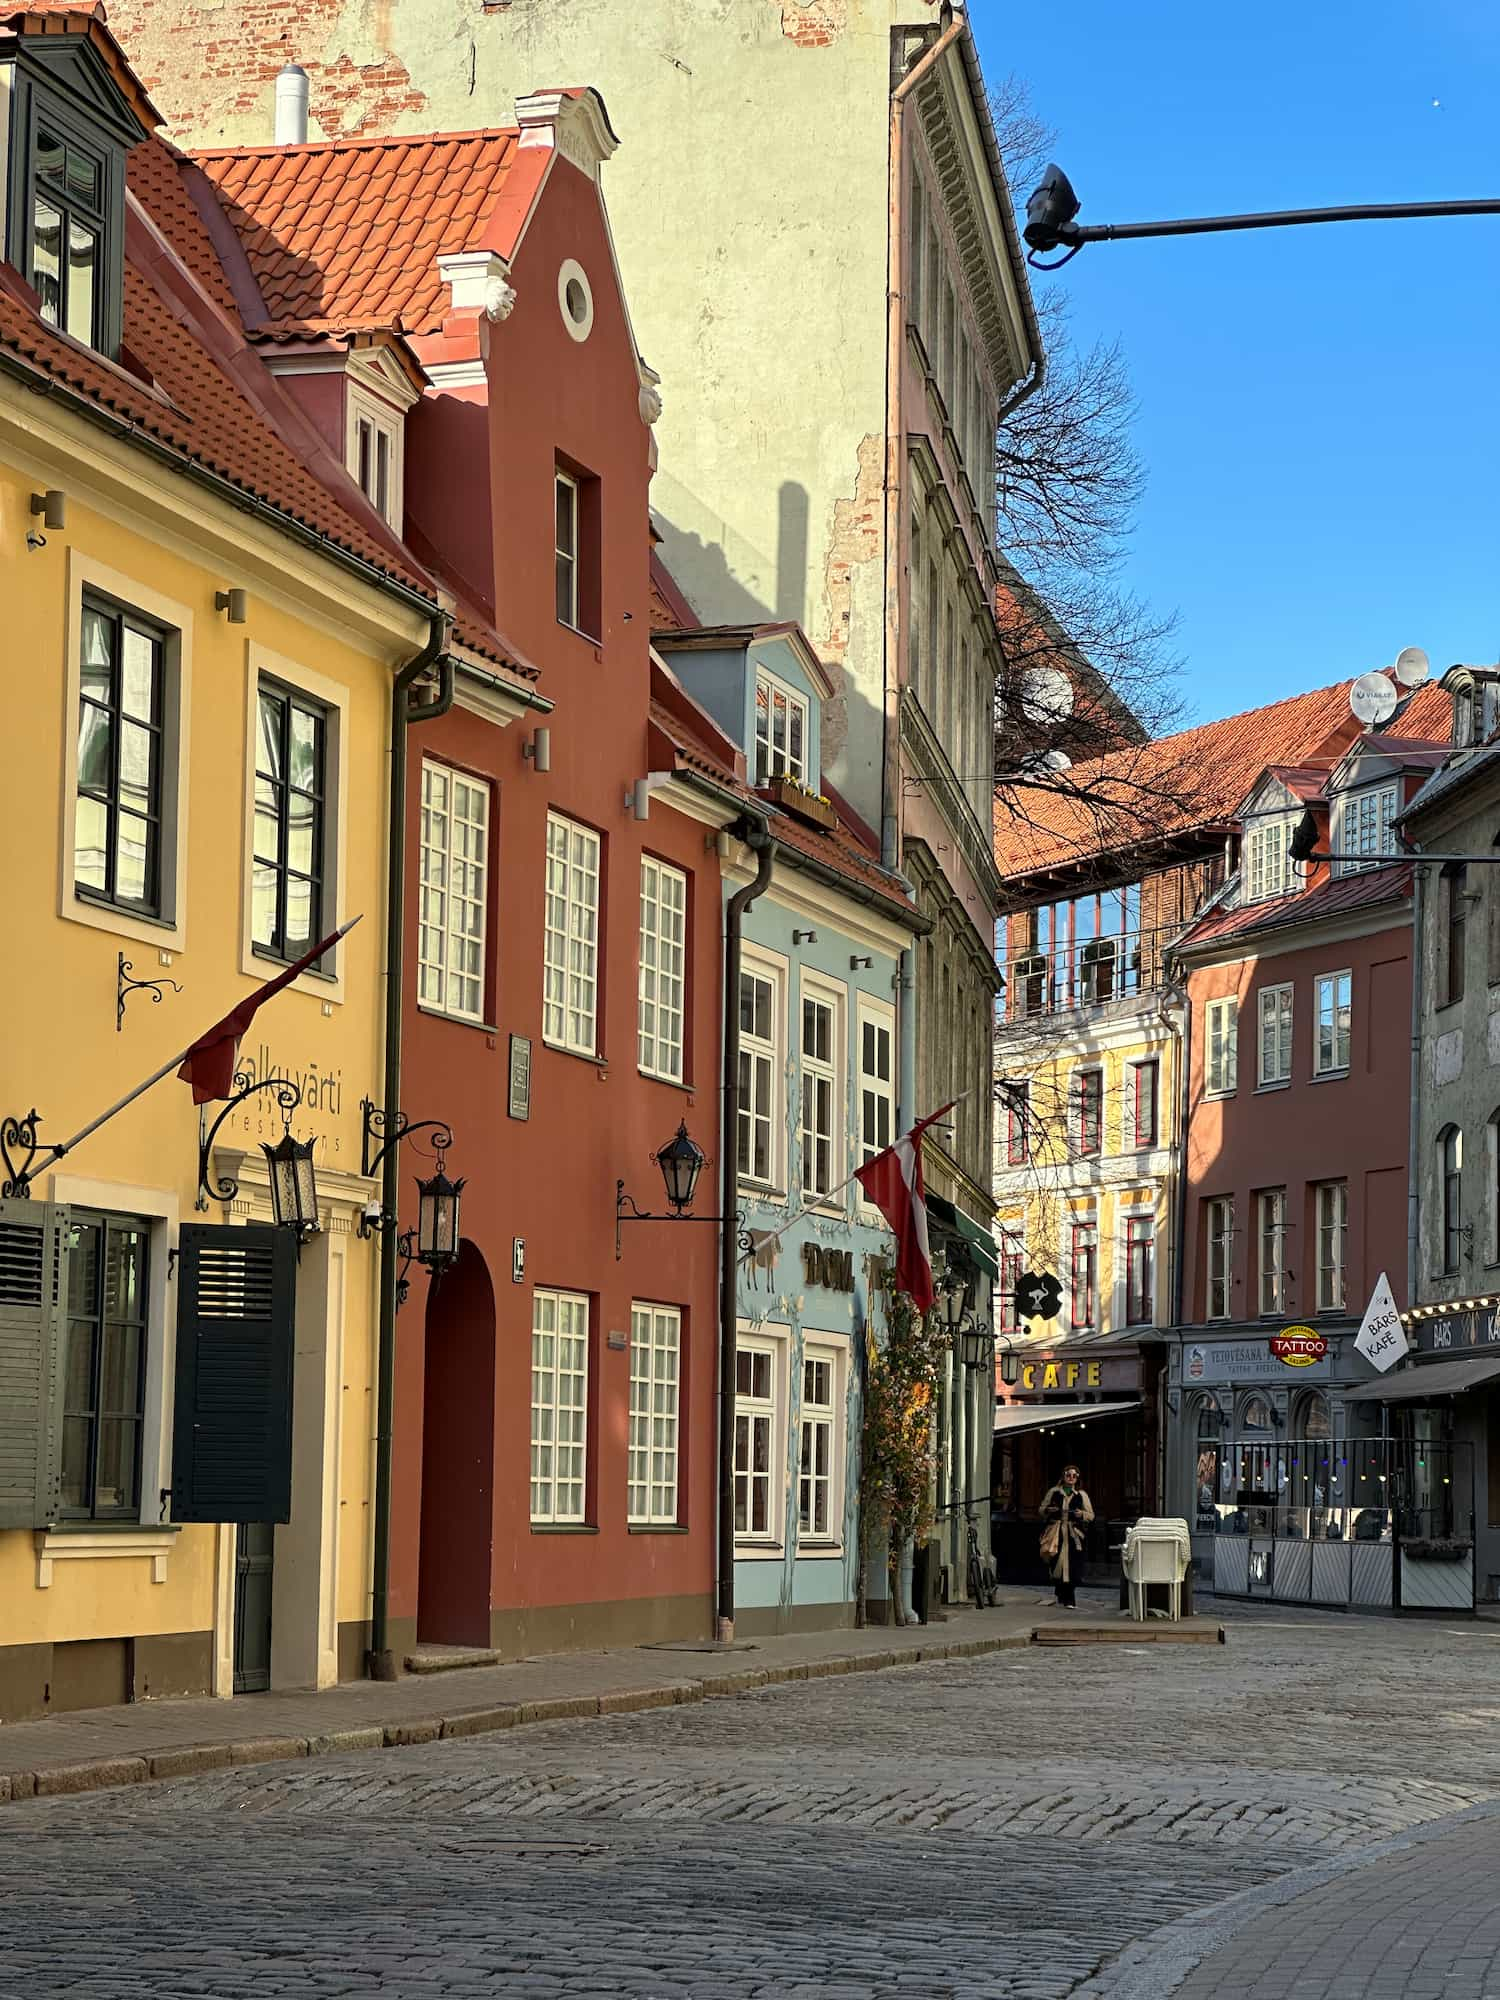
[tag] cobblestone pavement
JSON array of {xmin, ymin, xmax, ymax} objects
[{"xmin": 7, "ymin": 1608, "xmax": 1500, "ymax": 1997}]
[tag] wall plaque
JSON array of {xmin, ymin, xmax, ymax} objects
[{"xmin": 508, "ymin": 1035, "xmax": 531, "ymax": 1120}]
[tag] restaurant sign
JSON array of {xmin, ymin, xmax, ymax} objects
[
  {"xmin": 1184, "ymin": 1339, "xmax": 1333, "ymax": 1384},
  {"xmin": 1270, "ymin": 1326, "xmax": 1328, "ymax": 1368},
  {"xmin": 1414, "ymin": 1308, "xmax": 1500, "ymax": 1355}
]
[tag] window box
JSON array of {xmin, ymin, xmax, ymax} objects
[
  {"xmin": 761, "ymin": 773, "xmax": 835, "ymax": 830},
  {"xmin": 1401, "ymin": 1537, "xmax": 1471, "ymax": 1562}
]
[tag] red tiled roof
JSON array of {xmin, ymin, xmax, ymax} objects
[
  {"xmin": 995, "ymin": 679, "xmax": 1449, "ymax": 884},
  {"xmin": 1179, "ymin": 862, "xmax": 1414, "ymax": 954},
  {"xmin": 191, "ymin": 130, "xmax": 520, "ymax": 336}
]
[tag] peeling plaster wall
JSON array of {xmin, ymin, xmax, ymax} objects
[{"xmin": 107, "ymin": 0, "xmax": 937, "ymax": 830}]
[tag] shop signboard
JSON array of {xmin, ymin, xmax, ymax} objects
[
  {"xmin": 1270, "ymin": 1326, "xmax": 1328, "ymax": 1367},
  {"xmin": 1354, "ymin": 1273, "xmax": 1407, "ymax": 1373},
  {"xmin": 1183, "ymin": 1338, "xmax": 1334, "ymax": 1385},
  {"xmin": 1412, "ymin": 1308, "xmax": 1500, "ymax": 1355}
]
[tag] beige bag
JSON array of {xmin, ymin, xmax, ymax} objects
[{"xmin": 1039, "ymin": 1521, "xmax": 1061, "ymax": 1562}]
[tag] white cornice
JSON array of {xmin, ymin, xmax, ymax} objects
[
  {"xmin": 424, "ymin": 358, "xmax": 488, "ymax": 392},
  {"xmin": 515, "ymin": 88, "xmax": 620, "ymax": 177},
  {"xmin": 452, "ymin": 673, "xmax": 534, "ymax": 729},
  {"xmin": 723, "ymin": 841, "xmax": 914, "ymax": 958}
]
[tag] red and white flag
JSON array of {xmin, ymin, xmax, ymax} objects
[
  {"xmin": 177, "ymin": 917, "xmax": 361, "ymax": 1104},
  {"xmin": 853, "ymin": 1102, "xmax": 955, "ymax": 1314}
]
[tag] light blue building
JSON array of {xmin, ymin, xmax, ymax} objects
[{"xmin": 657, "ymin": 625, "xmax": 924, "ymax": 1633}]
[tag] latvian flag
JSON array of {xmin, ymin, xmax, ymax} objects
[{"xmin": 853, "ymin": 1103, "xmax": 956, "ymax": 1314}]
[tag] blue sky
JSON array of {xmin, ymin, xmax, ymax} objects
[{"xmin": 972, "ymin": 1, "xmax": 1500, "ymax": 727}]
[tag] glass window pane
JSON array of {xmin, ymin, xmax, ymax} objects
[
  {"xmin": 115, "ymin": 814, "xmax": 151, "ymax": 907},
  {"xmin": 289, "ymin": 705, "xmax": 318, "ymax": 790},
  {"xmin": 62, "ymin": 1318, "xmax": 95, "ymax": 1410},
  {"xmin": 103, "ymin": 1226, "xmax": 146, "ymax": 1321},
  {"xmin": 77, "ymin": 701, "xmax": 112, "ymax": 793},
  {"xmin": 252, "ymin": 865, "xmax": 278, "ymax": 947},
  {"xmin": 32, "ymin": 197, "xmax": 61, "ymax": 324},
  {"xmin": 74, "ymin": 794, "xmax": 107, "ymax": 892},
  {"xmin": 95, "ymin": 1419, "xmax": 139, "ymax": 1513},
  {"xmin": 287, "ymin": 791, "xmax": 315, "ymax": 875},
  {"xmin": 81, "ymin": 608, "xmax": 113, "ymax": 697},
  {"xmin": 120, "ymin": 627, "xmax": 156, "ymax": 724},
  {"xmin": 61, "ymin": 1416, "xmax": 91, "ymax": 1511},
  {"xmin": 258, "ymin": 693, "xmax": 283, "ymax": 777},
  {"xmin": 65, "ymin": 144, "xmax": 99, "ymax": 207},
  {"xmin": 66, "ymin": 217, "xmax": 96, "ymax": 344},
  {"xmin": 118, "ymin": 720, "xmax": 153, "ymax": 814},
  {"xmin": 35, "ymin": 128, "xmax": 65, "ymax": 182},
  {"xmin": 99, "ymin": 1321, "xmax": 141, "ymax": 1415},
  {"xmin": 284, "ymin": 874, "xmax": 314, "ymax": 952}
]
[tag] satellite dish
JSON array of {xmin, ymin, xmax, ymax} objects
[
  {"xmin": 1350, "ymin": 673, "xmax": 1399, "ymax": 727},
  {"xmin": 1019, "ymin": 665, "xmax": 1075, "ymax": 726},
  {"xmin": 1395, "ymin": 646, "xmax": 1431, "ymax": 687},
  {"xmin": 1043, "ymin": 749, "xmax": 1072, "ymax": 773}
]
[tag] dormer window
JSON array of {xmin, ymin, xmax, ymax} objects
[
  {"xmin": 1331, "ymin": 784, "xmax": 1397, "ymax": 874},
  {"xmin": 754, "ymin": 669, "xmax": 809, "ymax": 788},
  {"xmin": 32, "ymin": 124, "xmax": 106, "ymax": 345},
  {"xmin": 1243, "ymin": 813, "xmax": 1297, "ymax": 902},
  {"xmin": 346, "ymin": 383, "xmax": 402, "ymax": 529}
]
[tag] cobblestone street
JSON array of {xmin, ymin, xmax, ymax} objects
[{"xmin": 8, "ymin": 1603, "xmax": 1500, "ymax": 1997}]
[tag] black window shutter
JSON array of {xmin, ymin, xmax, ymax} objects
[
  {"xmin": 0, "ymin": 1198, "xmax": 68, "ymax": 1529},
  {"xmin": 171, "ymin": 1222, "xmax": 296, "ymax": 1525}
]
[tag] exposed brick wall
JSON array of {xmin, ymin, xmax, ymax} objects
[
  {"xmin": 780, "ymin": 1, "xmax": 847, "ymax": 48},
  {"xmin": 107, "ymin": 0, "xmax": 427, "ymax": 143}
]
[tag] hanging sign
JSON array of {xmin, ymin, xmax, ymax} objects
[
  {"xmin": 1354, "ymin": 1271, "xmax": 1408, "ymax": 1374},
  {"xmin": 1270, "ymin": 1325, "xmax": 1328, "ymax": 1367}
]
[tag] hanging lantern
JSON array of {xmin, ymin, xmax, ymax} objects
[
  {"xmin": 655, "ymin": 1122, "xmax": 707, "ymax": 1213},
  {"xmin": 416, "ymin": 1162, "xmax": 465, "ymax": 1275},
  {"xmin": 998, "ymin": 1346, "xmax": 1020, "ymax": 1387},
  {"xmin": 263, "ymin": 1129, "xmax": 319, "ymax": 1237},
  {"xmin": 959, "ymin": 1323, "xmax": 993, "ymax": 1372}
]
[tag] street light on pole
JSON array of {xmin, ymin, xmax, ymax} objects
[{"xmin": 1022, "ymin": 162, "xmax": 1500, "ymax": 269}]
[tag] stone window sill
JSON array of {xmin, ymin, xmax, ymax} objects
[{"xmin": 34, "ymin": 1526, "xmax": 177, "ymax": 1588}]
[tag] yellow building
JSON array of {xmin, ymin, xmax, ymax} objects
[{"xmin": 0, "ymin": 8, "xmax": 472, "ymax": 1715}]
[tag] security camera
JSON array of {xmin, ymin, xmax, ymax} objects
[{"xmin": 358, "ymin": 1200, "xmax": 386, "ymax": 1238}]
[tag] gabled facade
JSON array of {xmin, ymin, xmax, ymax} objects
[{"xmin": 658, "ymin": 624, "xmax": 924, "ymax": 1632}]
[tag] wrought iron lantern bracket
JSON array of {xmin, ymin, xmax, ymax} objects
[
  {"xmin": 359, "ymin": 1098, "xmax": 454, "ymax": 1181},
  {"xmin": 614, "ymin": 1182, "xmax": 755, "ymax": 1262},
  {"xmin": 0, "ymin": 1109, "xmax": 44, "ymax": 1200},
  {"xmin": 116, "ymin": 952, "xmax": 181, "ymax": 1033},
  {"xmin": 197, "ymin": 1070, "xmax": 304, "ymax": 1212}
]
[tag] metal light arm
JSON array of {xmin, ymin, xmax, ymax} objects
[
  {"xmin": 615, "ymin": 1183, "xmax": 754, "ymax": 1262},
  {"xmin": 359, "ymin": 1098, "xmax": 454, "ymax": 1181},
  {"xmin": 197, "ymin": 1070, "xmax": 303, "ymax": 1210}
]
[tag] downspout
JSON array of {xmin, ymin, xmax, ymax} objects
[
  {"xmin": 717, "ymin": 818, "xmax": 776, "ymax": 1643},
  {"xmin": 368, "ymin": 611, "xmax": 454, "ymax": 1680},
  {"xmin": 881, "ymin": 7, "xmax": 967, "ymax": 873},
  {"xmin": 1407, "ymin": 858, "xmax": 1427, "ymax": 1311},
  {"xmin": 1170, "ymin": 978, "xmax": 1193, "ymax": 1330}
]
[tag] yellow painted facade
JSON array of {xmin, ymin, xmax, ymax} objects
[
  {"xmin": 0, "ymin": 377, "xmax": 426, "ymax": 1715},
  {"xmin": 993, "ymin": 1012, "xmax": 1181, "ymax": 1349}
]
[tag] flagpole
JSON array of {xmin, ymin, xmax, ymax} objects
[
  {"xmin": 16, "ymin": 915, "xmax": 362, "ymax": 1186},
  {"xmin": 736, "ymin": 1090, "xmax": 972, "ymax": 1267}
]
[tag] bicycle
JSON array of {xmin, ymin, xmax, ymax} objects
[{"xmin": 936, "ymin": 1496, "xmax": 1001, "ymax": 1608}]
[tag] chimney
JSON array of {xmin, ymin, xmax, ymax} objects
[{"xmin": 274, "ymin": 65, "xmax": 310, "ymax": 145}]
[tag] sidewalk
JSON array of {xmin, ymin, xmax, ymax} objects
[{"xmin": 0, "ymin": 1587, "xmax": 1184, "ymax": 1805}]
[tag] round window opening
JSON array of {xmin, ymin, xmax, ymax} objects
[
  {"xmin": 565, "ymin": 277, "xmax": 589, "ymax": 325},
  {"xmin": 557, "ymin": 260, "xmax": 594, "ymax": 342}
]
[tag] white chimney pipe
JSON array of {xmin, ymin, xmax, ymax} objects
[{"xmin": 274, "ymin": 65, "xmax": 310, "ymax": 146}]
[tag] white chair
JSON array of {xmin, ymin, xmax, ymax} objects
[{"xmin": 1123, "ymin": 1517, "xmax": 1192, "ymax": 1621}]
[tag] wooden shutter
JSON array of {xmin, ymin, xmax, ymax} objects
[
  {"xmin": 171, "ymin": 1223, "xmax": 296, "ymax": 1524},
  {"xmin": 0, "ymin": 1199, "xmax": 68, "ymax": 1529}
]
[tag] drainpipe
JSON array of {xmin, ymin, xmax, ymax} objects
[
  {"xmin": 1407, "ymin": 859, "xmax": 1427, "ymax": 1310},
  {"xmin": 368, "ymin": 611, "xmax": 454, "ymax": 1681},
  {"xmin": 881, "ymin": 7, "xmax": 967, "ymax": 873},
  {"xmin": 897, "ymin": 945, "xmax": 918, "ymax": 1129},
  {"xmin": 717, "ymin": 818, "xmax": 776, "ymax": 1643},
  {"xmin": 1170, "ymin": 980, "xmax": 1193, "ymax": 1331}
]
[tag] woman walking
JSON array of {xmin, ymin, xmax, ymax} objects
[{"xmin": 1039, "ymin": 1463, "xmax": 1094, "ymax": 1608}]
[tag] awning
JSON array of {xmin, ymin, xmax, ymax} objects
[
  {"xmin": 926, "ymin": 1194, "xmax": 999, "ymax": 1281},
  {"xmin": 994, "ymin": 1399, "xmax": 1140, "ymax": 1437},
  {"xmin": 1345, "ymin": 1354, "xmax": 1500, "ymax": 1402}
]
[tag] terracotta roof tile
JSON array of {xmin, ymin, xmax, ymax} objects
[
  {"xmin": 1180, "ymin": 862, "xmax": 1414, "ymax": 954},
  {"xmin": 995, "ymin": 678, "xmax": 1450, "ymax": 885},
  {"xmin": 191, "ymin": 129, "xmax": 520, "ymax": 337}
]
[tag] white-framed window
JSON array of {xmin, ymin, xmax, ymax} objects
[
  {"xmin": 1313, "ymin": 970, "xmax": 1352, "ymax": 1076},
  {"xmin": 1069, "ymin": 1216, "xmax": 1098, "ymax": 1330},
  {"xmin": 998, "ymin": 1226, "xmax": 1025, "ymax": 1334},
  {"xmin": 1124, "ymin": 1214, "xmax": 1155, "ymax": 1327},
  {"xmin": 799, "ymin": 974, "xmax": 844, "ymax": 1201},
  {"xmin": 1244, "ymin": 815, "xmax": 1296, "ymax": 902},
  {"xmin": 1258, "ymin": 1189, "xmax": 1287, "ymax": 1315},
  {"xmin": 555, "ymin": 470, "xmax": 579, "ymax": 629},
  {"xmin": 530, "ymin": 1288, "xmax": 588, "ymax": 1524},
  {"xmin": 1258, "ymin": 983, "xmax": 1293, "ymax": 1086},
  {"xmin": 346, "ymin": 382, "xmax": 402, "ymax": 529},
  {"xmin": 1315, "ymin": 1181, "xmax": 1348, "ymax": 1311},
  {"xmin": 738, "ymin": 955, "xmax": 784, "ymax": 1187},
  {"xmin": 628, "ymin": 1302, "xmax": 680, "ymax": 1526},
  {"xmin": 638, "ymin": 856, "xmax": 687, "ymax": 1081},
  {"xmin": 1332, "ymin": 785, "xmax": 1397, "ymax": 874},
  {"xmin": 1206, "ymin": 1197, "xmax": 1234, "ymax": 1319},
  {"xmin": 417, "ymin": 761, "xmax": 489, "ymax": 1023},
  {"xmin": 543, "ymin": 814, "xmax": 601, "ymax": 1055},
  {"xmin": 1124, "ymin": 1057, "xmax": 1159, "ymax": 1149},
  {"xmin": 857, "ymin": 997, "xmax": 895, "ymax": 1172},
  {"xmin": 734, "ymin": 1336, "xmax": 781, "ymax": 1542},
  {"xmin": 798, "ymin": 1346, "xmax": 841, "ymax": 1544},
  {"xmin": 1206, "ymin": 997, "xmax": 1238, "ymax": 1095},
  {"xmin": 753, "ymin": 669, "xmax": 809, "ymax": 788}
]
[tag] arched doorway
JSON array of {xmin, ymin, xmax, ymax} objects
[{"xmin": 417, "ymin": 1239, "xmax": 495, "ymax": 1648}]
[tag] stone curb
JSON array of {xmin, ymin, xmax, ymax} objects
[{"xmin": 2, "ymin": 1625, "xmax": 1036, "ymax": 1808}]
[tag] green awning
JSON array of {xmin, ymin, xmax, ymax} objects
[{"xmin": 925, "ymin": 1194, "xmax": 999, "ymax": 1282}]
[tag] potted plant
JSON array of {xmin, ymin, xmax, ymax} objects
[{"xmin": 761, "ymin": 772, "xmax": 837, "ymax": 831}]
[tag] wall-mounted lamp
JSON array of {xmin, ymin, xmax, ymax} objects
[
  {"xmin": 626, "ymin": 778, "xmax": 651, "ymax": 821},
  {"xmin": 31, "ymin": 490, "xmax": 66, "ymax": 530},
  {"xmin": 850, "ymin": 954, "xmax": 873, "ymax": 971},
  {"xmin": 215, "ymin": 588, "xmax": 248, "ymax": 624},
  {"xmin": 522, "ymin": 727, "xmax": 551, "ymax": 773},
  {"xmin": 792, "ymin": 929, "xmax": 818, "ymax": 946}
]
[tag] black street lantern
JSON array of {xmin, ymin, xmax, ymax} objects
[
  {"xmin": 959, "ymin": 1324, "xmax": 993, "ymax": 1374},
  {"xmin": 655, "ymin": 1122, "xmax": 707, "ymax": 1213},
  {"xmin": 416, "ymin": 1163, "xmax": 465, "ymax": 1276},
  {"xmin": 263, "ymin": 1128, "xmax": 319, "ymax": 1238},
  {"xmin": 998, "ymin": 1345, "xmax": 1020, "ymax": 1389}
]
